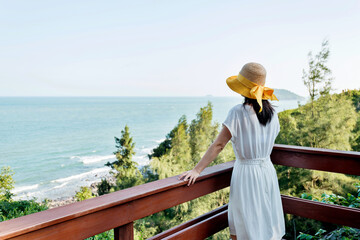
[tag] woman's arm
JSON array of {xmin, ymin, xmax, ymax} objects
[{"xmin": 178, "ymin": 125, "xmax": 232, "ymax": 186}]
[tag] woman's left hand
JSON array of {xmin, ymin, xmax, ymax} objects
[{"xmin": 178, "ymin": 169, "xmax": 200, "ymax": 186}]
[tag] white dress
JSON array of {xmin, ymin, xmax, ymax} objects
[{"xmin": 222, "ymin": 104, "xmax": 286, "ymax": 240}]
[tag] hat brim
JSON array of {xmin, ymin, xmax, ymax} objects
[{"xmin": 226, "ymin": 76, "xmax": 253, "ymax": 99}]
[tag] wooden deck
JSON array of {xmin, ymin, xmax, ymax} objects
[{"xmin": 0, "ymin": 144, "xmax": 359, "ymax": 239}]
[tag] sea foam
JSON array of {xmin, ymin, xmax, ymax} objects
[
  {"xmin": 155, "ymin": 138, "xmax": 165, "ymax": 143},
  {"xmin": 71, "ymin": 155, "xmax": 115, "ymax": 165},
  {"xmin": 51, "ymin": 167, "xmax": 110, "ymax": 184},
  {"xmin": 13, "ymin": 184, "xmax": 39, "ymax": 194}
]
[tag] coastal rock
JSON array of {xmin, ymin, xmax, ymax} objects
[{"xmin": 47, "ymin": 197, "xmax": 77, "ymax": 209}]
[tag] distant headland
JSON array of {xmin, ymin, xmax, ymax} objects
[{"xmin": 273, "ymin": 89, "xmax": 306, "ymax": 101}]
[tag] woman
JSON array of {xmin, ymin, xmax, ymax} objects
[{"xmin": 178, "ymin": 62, "xmax": 286, "ymax": 240}]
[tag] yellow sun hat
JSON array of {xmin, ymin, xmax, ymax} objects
[{"xmin": 226, "ymin": 62, "xmax": 278, "ymax": 112}]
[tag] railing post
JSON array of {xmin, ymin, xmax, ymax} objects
[{"xmin": 114, "ymin": 222, "xmax": 134, "ymax": 240}]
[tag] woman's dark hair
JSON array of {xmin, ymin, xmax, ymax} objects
[{"xmin": 243, "ymin": 97, "xmax": 274, "ymax": 126}]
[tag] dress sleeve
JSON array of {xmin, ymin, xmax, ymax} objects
[{"xmin": 222, "ymin": 107, "xmax": 237, "ymax": 142}]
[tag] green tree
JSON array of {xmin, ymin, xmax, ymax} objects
[
  {"xmin": 342, "ymin": 89, "xmax": 360, "ymax": 151},
  {"xmin": 276, "ymin": 93, "xmax": 357, "ymax": 151},
  {"xmin": 105, "ymin": 125, "xmax": 144, "ymax": 191},
  {"xmin": 151, "ymin": 115, "xmax": 192, "ymax": 179},
  {"xmin": 0, "ymin": 166, "xmax": 15, "ymax": 201},
  {"xmin": 302, "ymin": 39, "xmax": 333, "ymax": 103},
  {"xmin": 189, "ymin": 101, "xmax": 219, "ymax": 162},
  {"xmin": 96, "ymin": 178, "xmax": 112, "ymax": 196},
  {"xmin": 75, "ymin": 186, "xmax": 95, "ymax": 201}
]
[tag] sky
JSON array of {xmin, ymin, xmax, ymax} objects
[{"xmin": 0, "ymin": 0, "xmax": 359, "ymax": 97}]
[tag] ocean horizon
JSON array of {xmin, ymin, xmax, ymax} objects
[{"xmin": 1, "ymin": 96, "xmax": 305, "ymax": 201}]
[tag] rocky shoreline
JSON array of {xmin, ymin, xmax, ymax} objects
[{"xmin": 47, "ymin": 174, "xmax": 117, "ymax": 209}]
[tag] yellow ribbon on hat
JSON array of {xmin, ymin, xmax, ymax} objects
[{"xmin": 226, "ymin": 73, "xmax": 278, "ymax": 112}]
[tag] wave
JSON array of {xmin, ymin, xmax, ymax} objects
[
  {"xmin": 71, "ymin": 155, "xmax": 115, "ymax": 164},
  {"xmin": 13, "ymin": 184, "xmax": 39, "ymax": 194},
  {"xmin": 13, "ymin": 167, "xmax": 111, "ymax": 201},
  {"xmin": 53, "ymin": 182, "xmax": 68, "ymax": 189},
  {"xmin": 51, "ymin": 167, "xmax": 110, "ymax": 184},
  {"xmin": 155, "ymin": 138, "xmax": 165, "ymax": 143}
]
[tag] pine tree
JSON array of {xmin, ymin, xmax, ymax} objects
[{"xmin": 105, "ymin": 125, "xmax": 144, "ymax": 191}]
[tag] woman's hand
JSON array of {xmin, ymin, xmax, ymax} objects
[{"xmin": 178, "ymin": 168, "xmax": 200, "ymax": 186}]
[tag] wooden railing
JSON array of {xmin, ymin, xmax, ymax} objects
[{"xmin": 0, "ymin": 144, "xmax": 360, "ymax": 240}]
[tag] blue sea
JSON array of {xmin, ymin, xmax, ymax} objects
[{"xmin": 0, "ymin": 97, "xmax": 304, "ymax": 201}]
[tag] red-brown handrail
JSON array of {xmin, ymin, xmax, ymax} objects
[
  {"xmin": 272, "ymin": 144, "xmax": 360, "ymax": 175},
  {"xmin": 0, "ymin": 161, "xmax": 233, "ymax": 239},
  {"xmin": 0, "ymin": 144, "xmax": 359, "ymax": 240}
]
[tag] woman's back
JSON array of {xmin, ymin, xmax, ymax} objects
[
  {"xmin": 223, "ymin": 103, "xmax": 280, "ymax": 161},
  {"xmin": 223, "ymin": 103, "xmax": 285, "ymax": 239}
]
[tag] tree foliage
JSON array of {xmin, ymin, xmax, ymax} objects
[
  {"xmin": 0, "ymin": 199, "xmax": 48, "ymax": 222},
  {"xmin": 0, "ymin": 166, "xmax": 48, "ymax": 222},
  {"xmin": 342, "ymin": 89, "xmax": 360, "ymax": 152},
  {"xmin": 105, "ymin": 125, "xmax": 144, "ymax": 192},
  {"xmin": 96, "ymin": 178, "xmax": 112, "ymax": 196},
  {"xmin": 276, "ymin": 93, "xmax": 357, "ymax": 151},
  {"xmin": 75, "ymin": 186, "xmax": 95, "ymax": 201},
  {"xmin": 189, "ymin": 102, "xmax": 219, "ymax": 162},
  {"xmin": 150, "ymin": 115, "xmax": 192, "ymax": 179},
  {"xmin": 0, "ymin": 167, "xmax": 15, "ymax": 201},
  {"xmin": 302, "ymin": 39, "xmax": 333, "ymax": 102}
]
